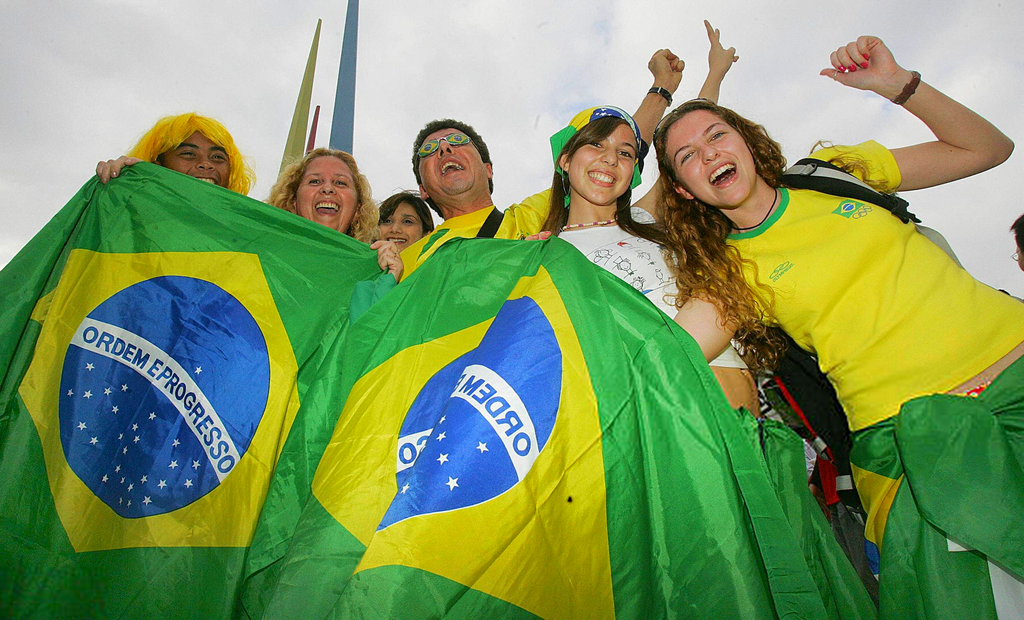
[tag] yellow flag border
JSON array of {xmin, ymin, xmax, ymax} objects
[{"xmin": 19, "ymin": 250, "xmax": 300, "ymax": 550}]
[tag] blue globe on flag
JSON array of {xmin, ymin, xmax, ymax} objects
[{"xmin": 58, "ymin": 275, "xmax": 270, "ymax": 517}]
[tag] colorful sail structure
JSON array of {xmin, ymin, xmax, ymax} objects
[
  {"xmin": 329, "ymin": 0, "xmax": 359, "ymax": 153},
  {"xmin": 279, "ymin": 19, "xmax": 322, "ymax": 174},
  {"xmin": 305, "ymin": 105, "xmax": 321, "ymax": 154}
]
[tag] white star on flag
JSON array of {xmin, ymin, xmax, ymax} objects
[
  {"xmin": 140, "ymin": 475, "xmax": 147, "ymax": 483},
  {"xmin": 127, "ymin": 500, "xmax": 131, "ymax": 507},
  {"xmin": 184, "ymin": 479, "xmax": 193, "ymax": 488},
  {"xmin": 148, "ymin": 412, "xmax": 156, "ymax": 420},
  {"xmin": 90, "ymin": 437, "xmax": 98, "ymax": 445},
  {"xmin": 121, "ymin": 384, "xmax": 128, "ymax": 391},
  {"xmin": 401, "ymin": 484, "xmax": 410, "ymax": 494},
  {"xmin": 85, "ymin": 363, "xmax": 94, "ymax": 371},
  {"xmin": 446, "ymin": 477, "xmax": 459, "ymax": 491},
  {"xmin": 77, "ymin": 422, "xmax": 86, "ymax": 430},
  {"xmin": 118, "ymin": 433, "xmax": 123, "ymax": 440},
  {"xmin": 114, "ymin": 465, "xmax": 121, "ymax": 472},
  {"xmin": 127, "ymin": 483, "xmax": 134, "ymax": 491},
  {"xmin": 439, "ymin": 415, "xmax": 446, "ymax": 424},
  {"xmin": 169, "ymin": 460, "xmax": 178, "ymax": 469},
  {"xmin": 101, "ymin": 474, "xmax": 108, "ymax": 482},
  {"xmin": 476, "ymin": 442, "xmax": 488, "ymax": 453},
  {"xmin": 111, "ymin": 406, "xmax": 118, "ymax": 413},
  {"xmin": 103, "ymin": 388, "xmax": 111, "ymax": 396},
  {"xmin": 133, "ymin": 436, "xmax": 140, "ymax": 443},
  {"xmin": 437, "ymin": 432, "xmax": 446, "ymax": 441},
  {"xmin": 192, "ymin": 460, "xmax": 200, "ymax": 470},
  {"xmin": 83, "ymin": 391, "xmax": 92, "ymax": 399},
  {"xmin": 158, "ymin": 480, "xmax": 167, "ymax": 489},
  {"xmin": 195, "ymin": 367, "xmax": 202, "ymax": 375},
  {"xmin": 67, "ymin": 389, "xmax": 73, "ymax": 397},
  {"xmin": 143, "ymin": 496, "xmax": 152, "ymax": 505},
  {"xmin": 120, "ymin": 477, "xmax": 125, "ymax": 484},
  {"xmin": 132, "ymin": 423, "xmax": 138, "ymax": 431},
  {"xmin": 172, "ymin": 439, "xmax": 180, "ymax": 447},
  {"xmin": 122, "ymin": 446, "xmax": 127, "ymax": 455},
  {"xmin": 437, "ymin": 453, "xmax": 449, "ymax": 465}
]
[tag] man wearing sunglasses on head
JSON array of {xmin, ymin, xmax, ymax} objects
[{"xmin": 397, "ymin": 49, "xmax": 687, "ymax": 281}]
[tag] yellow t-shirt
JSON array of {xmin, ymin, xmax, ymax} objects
[
  {"xmin": 729, "ymin": 141, "xmax": 1024, "ymax": 430},
  {"xmin": 400, "ymin": 190, "xmax": 551, "ymax": 280}
]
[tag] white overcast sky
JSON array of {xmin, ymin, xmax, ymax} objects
[{"xmin": 2, "ymin": 1, "xmax": 1022, "ymax": 294}]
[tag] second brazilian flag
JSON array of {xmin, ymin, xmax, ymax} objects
[{"xmin": 251, "ymin": 237, "xmax": 874, "ymax": 619}]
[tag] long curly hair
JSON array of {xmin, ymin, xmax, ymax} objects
[
  {"xmin": 543, "ymin": 116, "xmax": 666, "ymax": 244},
  {"xmin": 267, "ymin": 148, "xmax": 378, "ymax": 243},
  {"xmin": 653, "ymin": 99, "xmax": 786, "ymax": 370},
  {"xmin": 127, "ymin": 113, "xmax": 256, "ymax": 195}
]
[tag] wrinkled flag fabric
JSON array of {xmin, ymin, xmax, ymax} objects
[
  {"xmin": 0, "ymin": 164, "xmax": 381, "ymax": 618},
  {"xmin": 247, "ymin": 237, "xmax": 874, "ymax": 619}
]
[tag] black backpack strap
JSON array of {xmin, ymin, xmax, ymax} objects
[
  {"xmin": 782, "ymin": 158, "xmax": 920, "ymax": 224},
  {"xmin": 475, "ymin": 207, "xmax": 505, "ymax": 239}
]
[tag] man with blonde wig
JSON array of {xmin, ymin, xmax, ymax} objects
[{"xmin": 96, "ymin": 113, "xmax": 256, "ymax": 195}]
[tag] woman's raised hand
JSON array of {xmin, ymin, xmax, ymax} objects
[
  {"xmin": 705, "ymin": 20, "xmax": 738, "ymax": 80},
  {"xmin": 820, "ymin": 36, "xmax": 914, "ymax": 101},
  {"xmin": 648, "ymin": 49, "xmax": 685, "ymax": 95},
  {"xmin": 821, "ymin": 35, "xmax": 1013, "ymax": 191}
]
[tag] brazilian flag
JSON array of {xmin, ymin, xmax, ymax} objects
[
  {"xmin": 0, "ymin": 164, "xmax": 383, "ymax": 618},
  {"xmin": 246, "ymin": 238, "xmax": 875, "ymax": 618}
]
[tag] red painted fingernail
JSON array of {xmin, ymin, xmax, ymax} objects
[
  {"xmin": 860, "ymin": 62, "xmax": 869, "ymax": 69},
  {"xmin": 838, "ymin": 66, "xmax": 846, "ymax": 73},
  {"xmin": 848, "ymin": 65, "xmax": 857, "ymax": 72},
  {"xmin": 863, "ymin": 53, "xmax": 870, "ymax": 59}
]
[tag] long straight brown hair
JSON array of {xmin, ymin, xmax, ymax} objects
[{"xmin": 543, "ymin": 117, "xmax": 666, "ymax": 246}]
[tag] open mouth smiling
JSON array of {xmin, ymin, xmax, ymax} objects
[
  {"xmin": 315, "ymin": 202, "xmax": 339, "ymax": 214},
  {"xmin": 709, "ymin": 163, "xmax": 736, "ymax": 186},
  {"xmin": 440, "ymin": 161, "xmax": 464, "ymax": 175}
]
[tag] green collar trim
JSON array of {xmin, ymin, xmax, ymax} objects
[{"xmin": 728, "ymin": 188, "xmax": 790, "ymax": 240}]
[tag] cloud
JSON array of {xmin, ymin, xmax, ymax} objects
[{"xmin": 1, "ymin": 0, "xmax": 1022, "ymax": 292}]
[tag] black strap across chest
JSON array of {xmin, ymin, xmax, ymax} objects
[{"xmin": 475, "ymin": 207, "xmax": 505, "ymax": 239}]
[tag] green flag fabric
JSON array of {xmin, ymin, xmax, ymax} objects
[
  {"xmin": 0, "ymin": 164, "xmax": 382, "ymax": 618},
  {"xmin": 245, "ymin": 237, "xmax": 874, "ymax": 619},
  {"xmin": 745, "ymin": 415, "xmax": 878, "ymax": 618},
  {"xmin": 851, "ymin": 362, "xmax": 1024, "ymax": 619}
]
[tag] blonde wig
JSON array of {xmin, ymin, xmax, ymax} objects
[{"xmin": 127, "ymin": 113, "xmax": 256, "ymax": 195}]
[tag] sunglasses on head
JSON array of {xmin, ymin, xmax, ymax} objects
[
  {"xmin": 417, "ymin": 132, "xmax": 473, "ymax": 158},
  {"xmin": 653, "ymin": 97, "xmax": 715, "ymax": 141}
]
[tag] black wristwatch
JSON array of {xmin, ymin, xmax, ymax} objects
[{"xmin": 648, "ymin": 87, "xmax": 672, "ymax": 105}]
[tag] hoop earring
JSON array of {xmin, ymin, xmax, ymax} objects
[{"xmin": 561, "ymin": 173, "xmax": 570, "ymax": 208}]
